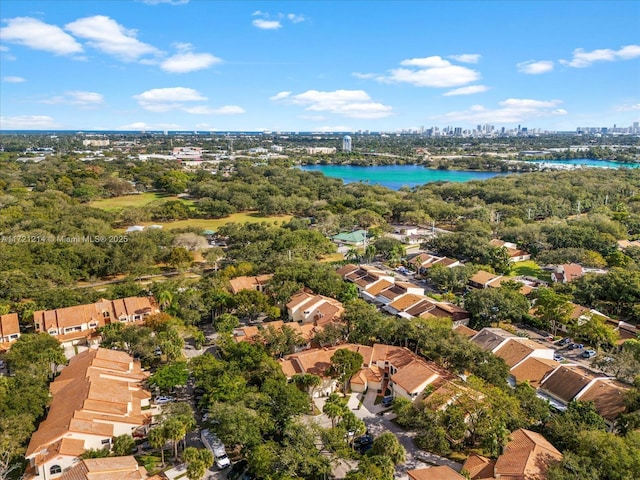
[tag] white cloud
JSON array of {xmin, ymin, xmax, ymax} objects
[
  {"xmin": 287, "ymin": 14, "xmax": 306, "ymax": 23},
  {"xmin": 448, "ymin": 53, "xmax": 481, "ymax": 64},
  {"xmin": 161, "ymin": 51, "xmax": 222, "ymax": 73},
  {"xmin": 443, "ymin": 85, "xmax": 488, "ymax": 96},
  {"xmin": 269, "ymin": 91, "xmax": 291, "ymax": 101},
  {"xmin": 0, "ymin": 45, "xmax": 9, "ymax": 51},
  {"xmin": 615, "ymin": 103, "xmax": 640, "ymax": 112},
  {"xmin": 401, "ymin": 56, "xmax": 452, "ymax": 68},
  {"xmin": 271, "ymin": 89, "xmax": 392, "ymax": 119},
  {"xmin": 41, "ymin": 90, "xmax": 104, "ymax": 106},
  {"xmin": 117, "ymin": 121, "xmax": 184, "ymax": 130},
  {"xmin": 183, "ymin": 105, "xmax": 245, "ymax": 115},
  {"xmin": 3, "ymin": 76, "xmax": 25, "ymax": 83},
  {"xmin": 436, "ymin": 98, "xmax": 566, "ymax": 124},
  {"xmin": 561, "ymin": 44, "xmax": 640, "ymax": 67},
  {"xmin": 134, "ymin": 87, "xmax": 206, "ymax": 111},
  {"xmin": 352, "ymin": 72, "xmax": 378, "ymax": 79},
  {"xmin": 65, "ymin": 15, "xmax": 160, "ymax": 62},
  {"xmin": 315, "ymin": 125, "xmax": 353, "ymax": 132},
  {"xmin": 374, "ymin": 56, "xmax": 480, "ymax": 88},
  {"xmin": 252, "ymin": 19, "xmax": 282, "ymax": 30},
  {"xmin": 0, "ymin": 17, "xmax": 83, "ymax": 55},
  {"xmin": 517, "ymin": 60, "xmax": 554, "ymax": 74},
  {"xmin": 0, "ymin": 115, "xmax": 60, "ymax": 129}
]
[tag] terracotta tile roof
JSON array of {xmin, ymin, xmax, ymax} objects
[
  {"xmin": 494, "ymin": 429, "xmax": 562, "ymax": 479},
  {"xmin": 391, "ymin": 359, "xmax": 441, "ymax": 394},
  {"xmin": 388, "ymin": 293, "xmax": 424, "ymax": 312},
  {"xmin": 228, "ymin": 274, "xmax": 273, "ymax": 294},
  {"xmin": 364, "ymin": 279, "xmax": 394, "ymax": 296},
  {"xmin": 405, "ymin": 299, "xmax": 437, "ymax": 317},
  {"xmin": 353, "ymin": 274, "xmax": 382, "ymax": 288},
  {"xmin": 33, "ymin": 297, "xmax": 158, "ymax": 338},
  {"xmin": 408, "ymin": 465, "xmax": 466, "ymax": 480},
  {"xmin": 0, "ymin": 313, "xmax": 19, "ymax": 337},
  {"xmin": 336, "ymin": 264, "xmax": 359, "ymax": 276},
  {"xmin": 26, "ymin": 348, "xmax": 151, "ymax": 463},
  {"xmin": 60, "ymin": 456, "xmax": 149, "ymax": 480},
  {"xmin": 577, "ymin": 379, "xmax": 630, "ymax": 421},
  {"xmin": 378, "ymin": 284, "xmax": 408, "ymax": 300},
  {"xmin": 437, "ymin": 257, "xmax": 460, "ymax": 267},
  {"xmin": 561, "ymin": 263, "xmax": 583, "ymax": 282},
  {"xmin": 510, "ymin": 357, "xmax": 559, "ymax": 388},
  {"xmin": 463, "ymin": 453, "xmax": 496, "ymax": 479},
  {"xmin": 453, "ymin": 325, "xmax": 478, "ymax": 337},
  {"xmin": 540, "ymin": 365, "xmax": 603, "ymax": 403},
  {"xmin": 471, "ymin": 328, "xmax": 516, "ymax": 352},
  {"xmin": 493, "ymin": 339, "xmax": 548, "ymax": 368},
  {"xmin": 286, "ymin": 291, "xmax": 316, "ymax": 310},
  {"xmin": 469, "ymin": 270, "xmax": 501, "ymax": 287}
]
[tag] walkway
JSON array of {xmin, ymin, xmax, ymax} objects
[{"xmin": 310, "ymin": 390, "xmax": 463, "ymax": 479}]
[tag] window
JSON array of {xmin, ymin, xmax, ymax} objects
[
  {"xmin": 89, "ymin": 322, "xmax": 98, "ymax": 328},
  {"xmin": 48, "ymin": 329, "xmax": 58, "ymax": 336},
  {"xmin": 101, "ymin": 438, "xmax": 110, "ymax": 445},
  {"xmin": 50, "ymin": 465, "xmax": 62, "ymax": 475}
]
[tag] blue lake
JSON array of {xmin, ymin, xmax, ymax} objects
[
  {"xmin": 524, "ymin": 158, "xmax": 640, "ymax": 169},
  {"xmin": 299, "ymin": 164, "xmax": 510, "ymax": 190}
]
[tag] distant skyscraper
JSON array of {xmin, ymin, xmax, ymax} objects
[{"xmin": 342, "ymin": 135, "xmax": 352, "ymax": 152}]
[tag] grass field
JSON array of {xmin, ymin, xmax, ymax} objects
[
  {"xmin": 510, "ymin": 260, "xmax": 552, "ymax": 282},
  {"xmin": 89, "ymin": 192, "xmax": 193, "ymax": 211},
  {"xmin": 118, "ymin": 212, "xmax": 293, "ymax": 232}
]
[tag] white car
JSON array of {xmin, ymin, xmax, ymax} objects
[{"xmin": 154, "ymin": 396, "xmax": 175, "ymax": 405}]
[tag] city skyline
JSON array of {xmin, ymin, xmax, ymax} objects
[{"xmin": 0, "ymin": 0, "xmax": 639, "ymax": 132}]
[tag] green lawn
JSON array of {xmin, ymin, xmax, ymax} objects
[
  {"xmin": 510, "ymin": 260, "xmax": 552, "ymax": 282},
  {"xmin": 89, "ymin": 192, "xmax": 193, "ymax": 211},
  {"xmin": 117, "ymin": 212, "xmax": 292, "ymax": 232}
]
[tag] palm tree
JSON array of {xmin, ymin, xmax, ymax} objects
[
  {"xmin": 163, "ymin": 417, "xmax": 186, "ymax": 461},
  {"xmin": 344, "ymin": 247, "xmax": 360, "ymax": 262},
  {"xmin": 148, "ymin": 427, "xmax": 168, "ymax": 466}
]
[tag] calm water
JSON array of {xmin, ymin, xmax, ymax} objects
[
  {"xmin": 525, "ymin": 158, "xmax": 640, "ymax": 169},
  {"xmin": 300, "ymin": 164, "xmax": 509, "ymax": 190}
]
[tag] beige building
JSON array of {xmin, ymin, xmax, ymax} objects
[
  {"xmin": 0, "ymin": 312, "xmax": 20, "ymax": 350},
  {"xmin": 286, "ymin": 290, "xmax": 344, "ymax": 325},
  {"xmin": 59, "ymin": 456, "xmax": 154, "ymax": 480},
  {"xmin": 25, "ymin": 349, "xmax": 152, "ymax": 479},
  {"xmin": 33, "ymin": 297, "xmax": 159, "ymax": 348}
]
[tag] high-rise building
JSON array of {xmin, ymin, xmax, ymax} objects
[{"xmin": 342, "ymin": 135, "xmax": 352, "ymax": 153}]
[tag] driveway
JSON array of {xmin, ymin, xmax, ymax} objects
[{"xmin": 310, "ymin": 391, "xmax": 462, "ymax": 479}]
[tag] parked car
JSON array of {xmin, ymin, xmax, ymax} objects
[
  {"xmin": 558, "ymin": 337, "xmax": 572, "ymax": 346},
  {"xmin": 381, "ymin": 395, "xmax": 394, "ymax": 407},
  {"xmin": 568, "ymin": 343, "xmax": 584, "ymax": 350},
  {"xmin": 544, "ymin": 335, "xmax": 554, "ymax": 342},
  {"xmin": 154, "ymin": 396, "xmax": 175, "ymax": 405},
  {"xmin": 553, "ymin": 354, "xmax": 565, "ymax": 362},
  {"xmin": 582, "ymin": 349, "xmax": 597, "ymax": 358},
  {"xmin": 353, "ymin": 434, "xmax": 374, "ymax": 453}
]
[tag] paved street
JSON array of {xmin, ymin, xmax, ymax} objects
[{"xmin": 310, "ymin": 391, "xmax": 462, "ymax": 479}]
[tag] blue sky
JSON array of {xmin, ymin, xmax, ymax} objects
[{"xmin": 1, "ymin": 0, "xmax": 638, "ymax": 132}]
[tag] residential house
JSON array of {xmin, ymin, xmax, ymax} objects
[
  {"xmin": 279, "ymin": 343, "xmax": 449, "ymax": 402},
  {"xmin": 489, "ymin": 239, "xmax": 531, "ymax": 262},
  {"xmin": 376, "ymin": 281, "xmax": 424, "ymax": 306},
  {"xmin": 617, "ymin": 239, "xmax": 640, "ymax": 250},
  {"xmin": 468, "ymin": 270, "xmax": 502, "ymax": 289},
  {"xmin": 552, "ymin": 263, "xmax": 584, "ymax": 283},
  {"xmin": 408, "ymin": 253, "xmax": 461, "ymax": 275},
  {"xmin": 416, "ymin": 300, "xmax": 470, "ymax": 325},
  {"xmin": 453, "ymin": 325, "xmax": 478, "ymax": 338},
  {"xmin": 286, "ymin": 291, "xmax": 344, "ymax": 325},
  {"xmin": 383, "ymin": 293, "xmax": 425, "ymax": 318},
  {"xmin": 486, "ymin": 276, "xmax": 535, "ymax": 295},
  {"xmin": 232, "ymin": 319, "xmax": 339, "ymax": 352},
  {"xmin": 33, "ymin": 297, "xmax": 159, "ymax": 348},
  {"xmin": 228, "ymin": 274, "xmax": 273, "ymax": 294},
  {"xmin": 574, "ymin": 378, "xmax": 630, "ymax": 428},
  {"xmin": 470, "ymin": 328, "xmax": 518, "ymax": 353},
  {"xmin": 463, "ymin": 429, "xmax": 562, "ymax": 480},
  {"xmin": 332, "ymin": 230, "xmax": 368, "ymax": 246},
  {"xmin": 538, "ymin": 365, "xmax": 607, "ymax": 409},
  {"xmin": 510, "ymin": 357, "xmax": 560, "ymax": 388},
  {"xmin": 59, "ymin": 456, "xmax": 153, "ymax": 480},
  {"xmin": 493, "ymin": 338, "xmax": 555, "ymax": 369},
  {"xmin": 0, "ymin": 312, "xmax": 20, "ymax": 349},
  {"xmin": 407, "ymin": 465, "xmax": 465, "ymax": 480},
  {"xmin": 25, "ymin": 348, "xmax": 152, "ymax": 479}
]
